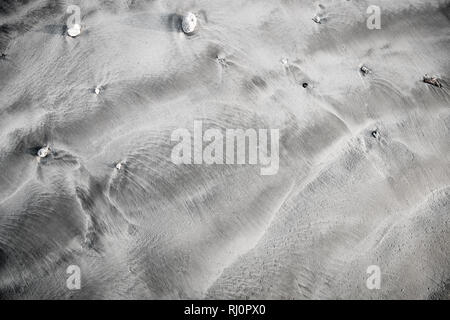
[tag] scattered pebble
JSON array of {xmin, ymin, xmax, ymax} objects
[
  {"xmin": 115, "ymin": 161, "xmax": 124, "ymax": 170},
  {"xmin": 423, "ymin": 74, "xmax": 443, "ymax": 88},
  {"xmin": 371, "ymin": 130, "xmax": 380, "ymax": 139},
  {"xmin": 216, "ymin": 55, "xmax": 228, "ymax": 67},
  {"xmin": 302, "ymin": 82, "xmax": 308, "ymax": 88},
  {"xmin": 312, "ymin": 15, "xmax": 321, "ymax": 24},
  {"xmin": 94, "ymin": 86, "xmax": 101, "ymax": 95},
  {"xmin": 360, "ymin": 65, "xmax": 371, "ymax": 75},
  {"xmin": 37, "ymin": 146, "xmax": 51, "ymax": 158},
  {"xmin": 67, "ymin": 24, "xmax": 81, "ymax": 37},
  {"xmin": 181, "ymin": 12, "xmax": 197, "ymax": 34}
]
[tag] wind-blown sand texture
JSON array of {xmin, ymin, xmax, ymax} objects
[{"xmin": 0, "ymin": 0, "xmax": 449, "ymax": 299}]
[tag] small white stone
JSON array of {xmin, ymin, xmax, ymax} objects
[
  {"xmin": 94, "ymin": 87, "xmax": 100, "ymax": 95},
  {"xmin": 280, "ymin": 58, "xmax": 289, "ymax": 66},
  {"xmin": 115, "ymin": 162, "xmax": 123, "ymax": 170},
  {"xmin": 37, "ymin": 146, "xmax": 51, "ymax": 158},
  {"xmin": 312, "ymin": 15, "xmax": 321, "ymax": 24},
  {"xmin": 67, "ymin": 24, "xmax": 81, "ymax": 37},
  {"xmin": 181, "ymin": 12, "xmax": 197, "ymax": 34}
]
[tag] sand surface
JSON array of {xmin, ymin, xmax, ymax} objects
[{"xmin": 0, "ymin": 0, "xmax": 449, "ymax": 299}]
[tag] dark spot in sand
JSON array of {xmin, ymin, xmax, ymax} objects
[
  {"xmin": 166, "ymin": 13, "xmax": 184, "ymax": 32},
  {"xmin": 76, "ymin": 187, "xmax": 95, "ymax": 211},
  {"xmin": 251, "ymin": 76, "xmax": 267, "ymax": 89},
  {"xmin": 42, "ymin": 24, "xmax": 66, "ymax": 35},
  {"xmin": 198, "ymin": 10, "xmax": 208, "ymax": 23}
]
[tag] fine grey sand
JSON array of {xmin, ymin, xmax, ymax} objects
[{"xmin": 0, "ymin": 0, "xmax": 449, "ymax": 299}]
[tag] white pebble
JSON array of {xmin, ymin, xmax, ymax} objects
[
  {"xmin": 116, "ymin": 162, "xmax": 124, "ymax": 170},
  {"xmin": 182, "ymin": 12, "xmax": 197, "ymax": 34},
  {"xmin": 37, "ymin": 146, "xmax": 51, "ymax": 158},
  {"xmin": 67, "ymin": 24, "xmax": 81, "ymax": 37}
]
